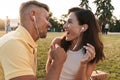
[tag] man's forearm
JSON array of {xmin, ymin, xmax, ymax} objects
[
  {"xmin": 74, "ymin": 64, "xmax": 88, "ymax": 80},
  {"xmin": 45, "ymin": 62, "xmax": 63, "ymax": 80}
]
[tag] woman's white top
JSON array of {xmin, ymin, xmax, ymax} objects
[{"xmin": 59, "ymin": 48, "xmax": 84, "ymax": 80}]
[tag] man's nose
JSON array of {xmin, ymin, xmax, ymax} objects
[{"xmin": 48, "ymin": 22, "xmax": 52, "ymax": 28}]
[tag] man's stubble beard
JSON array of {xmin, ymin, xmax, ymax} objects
[{"xmin": 39, "ymin": 31, "xmax": 47, "ymax": 38}]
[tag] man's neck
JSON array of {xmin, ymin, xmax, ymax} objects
[{"xmin": 21, "ymin": 23, "xmax": 38, "ymax": 42}]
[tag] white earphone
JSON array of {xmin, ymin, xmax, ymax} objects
[
  {"xmin": 32, "ymin": 15, "xmax": 40, "ymax": 38},
  {"xmin": 73, "ymin": 27, "xmax": 85, "ymax": 50},
  {"xmin": 82, "ymin": 27, "xmax": 85, "ymax": 30},
  {"xmin": 33, "ymin": 16, "xmax": 36, "ymax": 21}
]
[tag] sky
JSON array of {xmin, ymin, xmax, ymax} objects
[{"xmin": 0, "ymin": 0, "xmax": 120, "ymax": 20}]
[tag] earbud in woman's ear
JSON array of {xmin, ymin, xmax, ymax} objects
[{"xmin": 82, "ymin": 27, "xmax": 85, "ymax": 30}]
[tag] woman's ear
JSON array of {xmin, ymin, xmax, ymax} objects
[{"xmin": 82, "ymin": 24, "xmax": 88, "ymax": 32}]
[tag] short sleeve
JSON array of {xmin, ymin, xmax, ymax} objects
[{"xmin": 0, "ymin": 39, "xmax": 34, "ymax": 80}]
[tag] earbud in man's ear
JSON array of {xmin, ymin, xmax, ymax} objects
[{"xmin": 33, "ymin": 16, "xmax": 36, "ymax": 21}]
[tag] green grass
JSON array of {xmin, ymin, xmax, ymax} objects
[
  {"xmin": 36, "ymin": 32, "xmax": 63, "ymax": 79},
  {"xmin": 37, "ymin": 33, "xmax": 120, "ymax": 80},
  {"xmin": 0, "ymin": 31, "xmax": 120, "ymax": 80},
  {"xmin": 96, "ymin": 34, "xmax": 120, "ymax": 80}
]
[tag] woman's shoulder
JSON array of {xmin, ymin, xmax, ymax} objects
[
  {"xmin": 51, "ymin": 37, "xmax": 62, "ymax": 46},
  {"xmin": 53, "ymin": 37, "xmax": 62, "ymax": 41}
]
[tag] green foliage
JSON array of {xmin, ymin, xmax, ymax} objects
[
  {"xmin": 49, "ymin": 17, "xmax": 63, "ymax": 32},
  {"xmin": 109, "ymin": 20, "xmax": 120, "ymax": 32},
  {"xmin": 79, "ymin": 0, "xmax": 91, "ymax": 10},
  {"xmin": 94, "ymin": 0, "xmax": 114, "ymax": 25},
  {"xmin": 49, "ymin": 12, "xmax": 64, "ymax": 32},
  {"xmin": 59, "ymin": 14, "xmax": 67, "ymax": 25}
]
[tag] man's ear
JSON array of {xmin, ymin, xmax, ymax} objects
[{"xmin": 30, "ymin": 10, "xmax": 35, "ymax": 21}]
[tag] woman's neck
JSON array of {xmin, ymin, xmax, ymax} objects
[{"xmin": 70, "ymin": 37, "xmax": 82, "ymax": 51}]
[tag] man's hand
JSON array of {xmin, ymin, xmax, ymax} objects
[
  {"xmin": 50, "ymin": 44, "xmax": 67, "ymax": 64},
  {"xmin": 45, "ymin": 44, "xmax": 67, "ymax": 80}
]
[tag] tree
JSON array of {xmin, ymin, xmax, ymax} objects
[
  {"xmin": 79, "ymin": 0, "xmax": 91, "ymax": 10},
  {"xmin": 94, "ymin": 0, "xmax": 114, "ymax": 25},
  {"xmin": 49, "ymin": 12, "xmax": 62, "ymax": 32},
  {"xmin": 59, "ymin": 14, "xmax": 67, "ymax": 26},
  {"xmin": 57, "ymin": 14, "xmax": 68, "ymax": 32},
  {"xmin": 109, "ymin": 19, "xmax": 120, "ymax": 32}
]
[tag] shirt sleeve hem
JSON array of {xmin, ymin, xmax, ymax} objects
[{"xmin": 6, "ymin": 70, "xmax": 35, "ymax": 80}]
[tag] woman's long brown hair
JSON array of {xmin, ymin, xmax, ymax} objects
[{"xmin": 60, "ymin": 7, "xmax": 105, "ymax": 64}]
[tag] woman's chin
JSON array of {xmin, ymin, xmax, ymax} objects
[{"xmin": 65, "ymin": 37, "xmax": 71, "ymax": 41}]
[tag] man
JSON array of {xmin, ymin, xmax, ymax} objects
[{"xmin": 0, "ymin": 1, "xmax": 66, "ymax": 80}]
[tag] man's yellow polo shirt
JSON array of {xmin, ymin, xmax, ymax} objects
[{"xmin": 0, "ymin": 26, "xmax": 37, "ymax": 80}]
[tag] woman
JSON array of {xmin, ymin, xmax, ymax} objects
[{"xmin": 46, "ymin": 7, "xmax": 105, "ymax": 80}]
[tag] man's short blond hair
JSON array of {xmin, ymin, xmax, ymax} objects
[{"xmin": 19, "ymin": 0, "xmax": 49, "ymax": 23}]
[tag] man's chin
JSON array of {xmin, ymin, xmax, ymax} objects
[
  {"xmin": 40, "ymin": 36, "xmax": 46, "ymax": 38},
  {"xmin": 40, "ymin": 34, "xmax": 47, "ymax": 38},
  {"xmin": 39, "ymin": 31, "xmax": 47, "ymax": 38}
]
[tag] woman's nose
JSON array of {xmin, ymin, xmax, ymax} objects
[{"xmin": 63, "ymin": 23, "xmax": 68, "ymax": 29}]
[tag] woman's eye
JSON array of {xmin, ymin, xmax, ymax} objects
[{"xmin": 68, "ymin": 20, "xmax": 72, "ymax": 23}]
